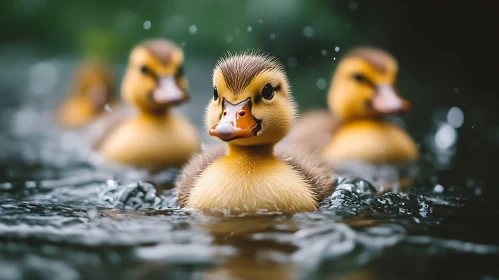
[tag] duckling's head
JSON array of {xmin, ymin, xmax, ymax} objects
[
  {"xmin": 121, "ymin": 39, "xmax": 188, "ymax": 112},
  {"xmin": 206, "ymin": 53, "xmax": 296, "ymax": 146},
  {"xmin": 328, "ymin": 47, "xmax": 410, "ymax": 120},
  {"xmin": 70, "ymin": 61, "xmax": 115, "ymax": 110}
]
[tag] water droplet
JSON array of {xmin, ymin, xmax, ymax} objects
[
  {"xmin": 269, "ymin": 33, "xmax": 276, "ymax": 40},
  {"xmin": 321, "ymin": 49, "xmax": 327, "ymax": 56},
  {"xmin": 225, "ymin": 35, "xmax": 234, "ymax": 44},
  {"xmin": 258, "ymin": 19, "xmax": 263, "ymax": 24},
  {"xmin": 474, "ymin": 187, "xmax": 482, "ymax": 196},
  {"xmin": 143, "ymin": 20, "xmax": 152, "ymax": 30},
  {"xmin": 433, "ymin": 184, "xmax": 444, "ymax": 193},
  {"xmin": 334, "ymin": 57, "xmax": 337, "ymax": 60},
  {"xmin": 435, "ymin": 123, "xmax": 457, "ymax": 150},
  {"xmin": 104, "ymin": 104, "xmax": 112, "ymax": 113},
  {"xmin": 316, "ymin": 78, "xmax": 327, "ymax": 90},
  {"xmin": 247, "ymin": 26, "xmax": 252, "ymax": 32},
  {"xmin": 189, "ymin": 24, "xmax": 197, "ymax": 35},
  {"xmin": 106, "ymin": 179, "xmax": 118, "ymax": 187},
  {"xmin": 303, "ymin": 26, "xmax": 315, "ymax": 38},
  {"xmin": 287, "ymin": 57, "xmax": 297, "ymax": 68},
  {"xmin": 87, "ymin": 208, "xmax": 98, "ymax": 219},
  {"xmin": 349, "ymin": 1, "xmax": 359, "ymax": 11},
  {"xmin": 447, "ymin": 107, "xmax": 464, "ymax": 128},
  {"xmin": 235, "ymin": 28, "xmax": 240, "ymax": 34},
  {"xmin": 335, "ymin": 46, "xmax": 340, "ymax": 52}
]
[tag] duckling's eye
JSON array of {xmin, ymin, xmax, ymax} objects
[
  {"xmin": 262, "ymin": 83, "xmax": 274, "ymax": 100},
  {"xmin": 353, "ymin": 73, "xmax": 368, "ymax": 83},
  {"xmin": 141, "ymin": 65, "xmax": 158, "ymax": 81},
  {"xmin": 213, "ymin": 87, "xmax": 219, "ymax": 101},
  {"xmin": 140, "ymin": 65, "xmax": 151, "ymax": 75}
]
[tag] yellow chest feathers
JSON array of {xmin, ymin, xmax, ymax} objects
[
  {"xmin": 100, "ymin": 114, "xmax": 199, "ymax": 167},
  {"xmin": 185, "ymin": 156, "xmax": 317, "ymax": 214},
  {"xmin": 58, "ymin": 99, "xmax": 97, "ymax": 128},
  {"xmin": 323, "ymin": 120, "xmax": 418, "ymax": 164}
]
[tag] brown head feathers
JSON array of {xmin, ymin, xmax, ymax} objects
[
  {"xmin": 344, "ymin": 47, "xmax": 396, "ymax": 73},
  {"xmin": 215, "ymin": 51, "xmax": 284, "ymax": 94},
  {"xmin": 139, "ymin": 39, "xmax": 179, "ymax": 65}
]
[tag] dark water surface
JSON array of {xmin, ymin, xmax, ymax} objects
[{"xmin": 1, "ymin": 55, "xmax": 499, "ymax": 280}]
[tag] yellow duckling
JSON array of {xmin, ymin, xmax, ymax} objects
[
  {"xmin": 176, "ymin": 53, "xmax": 333, "ymax": 214},
  {"xmin": 90, "ymin": 39, "xmax": 199, "ymax": 169},
  {"xmin": 289, "ymin": 47, "xmax": 419, "ymax": 167},
  {"xmin": 57, "ymin": 60, "xmax": 116, "ymax": 128}
]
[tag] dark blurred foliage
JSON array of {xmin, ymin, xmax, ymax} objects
[
  {"xmin": 1, "ymin": 1, "xmax": 497, "ymax": 103},
  {"xmin": 1, "ymin": 0, "xmax": 497, "ymax": 111},
  {"xmin": 1, "ymin": 0, "xmax": 498, "ymax": 186}
]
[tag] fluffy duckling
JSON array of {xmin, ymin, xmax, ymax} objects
[
  {"xmin": 90, "ymin": 39, "xmax": 199, "ymax": 169},
  {"xmin": 289, "ymin": 47, "xmax": 418, "ymax": 166},
  {"xmin": 176, "ymin": 53, "xmax": 333, "ymax": 214},
  {"xmin": 57, "ymin": 61, "xmax": 116, "ymax": 128}
]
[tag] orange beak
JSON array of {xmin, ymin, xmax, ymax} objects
[
  {"xmin": 209, "ymin": 99, "xmax": 260, "ymax": 141},
  {"xmin": 371, "ymin": 85, "xmax": 411, "ymax": 114}
]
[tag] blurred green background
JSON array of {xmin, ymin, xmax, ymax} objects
[
  {"xmin": 1, "ymin": 0, "xmax": 497, "ymax": 111},
  {"xmin": 1, "ymin": 0, "xmax": 498, "ymax": 185}
]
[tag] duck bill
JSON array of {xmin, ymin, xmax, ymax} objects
[
  {"xmin": 372, "ymin": 85, "xmax": 411, "ymax": 114},
  {"xmin": 209, "ymin": 99, "xmax": 259, "ymax": 142},
  {"xmin": 153, "ymin": 76, "xmax": 187, "ymax": 105}
]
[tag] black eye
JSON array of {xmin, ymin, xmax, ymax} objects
[
  {"xmin": 140, "ymin": 65, "xmax": 158, "ymax": 80},
  {"xmin": 262, "ymin": 83, "xmax": 274, "ymax": 100},
  {"xmin": 353, "ymin": 73, "xmax": 368, "ymax": 83},
  {"xmin": 175, "ymin": 65, "xmax": 184, "ymax": 78},
  {"xmin": 213, "ymin": 87, "xmax": 218, "ymax": 101},
  {"xmin": 353, "ymin": 73, "xmax": 373, "ymax": 85},
  {"xmin": 140, "ymin": 65, "xmax": 150, "ymax": 75}
]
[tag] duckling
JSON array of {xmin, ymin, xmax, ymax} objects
[
  {"xmin": 90, "ymin": 39, "xmax": 199, "ymax": 169},
  {"xmin": 176, "ymin": 53, "xmax": 333, "ymax": 214},
  {"xmin": 289, "ymin": 47, "xmax": 418, "ymax": 166},
  {"xmin": 57, "ymin": 60, "xmax": 116, "ymax": 128}
]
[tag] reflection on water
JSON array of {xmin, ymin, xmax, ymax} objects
[{"xmin": 0, "ymin": 57, "xmax": 499, "ymax": 280}]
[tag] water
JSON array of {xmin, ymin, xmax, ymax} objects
[{"xmin": 1, "ymin": 55, "xmax": 499, "ymax": 280}]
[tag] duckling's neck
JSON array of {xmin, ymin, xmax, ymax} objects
[
  {"xmin": 138, "ymin": 107, "xmax": 170, "ymax": 119},
  {"xmin": 337, "ymin": 115, "xmax": 386, "ymax": 124},
  {"xmin": 71, "ymin": 95, "xmax": 101, "ymax": 113},
  {"xmin": 227, "ymin": 144, "xmax": 275, "ymax": 160}
]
